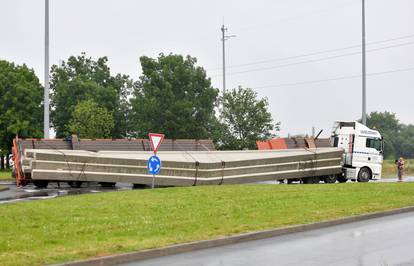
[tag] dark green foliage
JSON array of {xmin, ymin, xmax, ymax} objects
[
  {"xmin": 0, "ymin": 60, "xmax": 43, "ymax": 153},
  {"xmin": 396, "ymin": 124, "xmax": 414, "ymax": 159},
  {"xmin": 366, "ymin": 111, "xmax": 414, "ymax": 159},
  {"xmin": 129, "ymin": 53, "xmax": 218, "ymax": 139},
  {"xmin": 50, "ymin": 53, "xmax": 133, "ymax": 138},
  {"xmin": 217, "ymin": 86, "xmax": 279, "ymax": 150},
  {"xmin": 68, "ymin": 100, "xmax": 115, "ymax": 139}
]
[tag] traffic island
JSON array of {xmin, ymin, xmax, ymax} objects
[{"xmin": 2, "ymin": 183, "xmax": 414, "ymax": 266}]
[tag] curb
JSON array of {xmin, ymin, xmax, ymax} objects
[{"xmin": 57, "ymin": 206, "xmax": 414, "ymax": 266}]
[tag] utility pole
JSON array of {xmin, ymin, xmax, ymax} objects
[
  {"xmin": 221, "ymin": 24, "xmax": 235, "ymax": 94},
  {"xmin": 361, "ymin": 0, "xmax": 367, "ymax": 125},
  {"xmin": 44, "ymin": 0, "xmax": 50, "ymax": 138}
]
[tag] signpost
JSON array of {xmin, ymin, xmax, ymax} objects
[{"xmin": 147, "ymin": 133, "xmax": 164, "ymax": 188}]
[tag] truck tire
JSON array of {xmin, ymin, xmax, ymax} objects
[
  {"xmin": 323, "ymin": 175, "xmax": 337, "ymax": 184},
  {"xmin": 67, "ymin": 181, "xmax": 83, "ymax": 188},
  {"xmin": 33, "ymin": 180, "xmax": 49, "ymax": 189},
  {"xmin": 302, "ymin": 176, "xmax": 320, "ymax": 184},
  {"xmin": 357, "ymin": 167, "xmax": 371, "ymax": 182},
  {"xmin": 337, "ymin": 175, "xmax": 348, "ymax": 183}
]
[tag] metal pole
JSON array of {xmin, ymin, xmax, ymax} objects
[
  {"xmin": 221, "ymin": 25, "xmax": 226, "ymax": 94},
  {"xmin": 44, "ymin": 0, "xmax": 50, "ymax": 138},
  {"xmin": 362, "ymin": 0, "xmax": 367, "ymax": 125},
  {"xmin": 151, "ymin": 174, "xmax": 155, "ymax": 189}
]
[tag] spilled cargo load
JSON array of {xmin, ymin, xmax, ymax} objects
[
  {"xmin": 22, "ymin": 148, "xmax": 343, "ymax": 188},
  {"xmin": 12, "ymin": 136, "xmax": 215, "ymax": 187}
]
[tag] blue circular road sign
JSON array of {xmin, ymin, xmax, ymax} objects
[{"xmin": 147, "ymin": 155, "xmax": 161, "ymax": 175}]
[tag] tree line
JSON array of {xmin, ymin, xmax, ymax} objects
[
  {"xmin": 1, "ymin": 53, "xmax": 412, "ymax": 170},
  {"xmin": 366, "ymin": 111, "xmax": 414, "ymax": 159},
  {"xmin": 0, "ymin": 53, "xmax": 278, "ymax": 168}
]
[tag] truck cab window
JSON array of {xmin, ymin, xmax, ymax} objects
[
  {"xmin": 333, "ymin": 136, "xmax": 339, "ymax": 147},
  {"xmin": 366, "ymin": 138, "xmax": 382, "ymax": 152}
]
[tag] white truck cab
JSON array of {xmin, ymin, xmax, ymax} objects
[{"xmin": 331, "ymin": 121, "xmax": 383, "ymax": 182}]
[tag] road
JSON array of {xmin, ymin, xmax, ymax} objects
[
  {"xmin": 123, "ymin": 212, "xmax": 414, "ymax": 266},
  {"xmin": 0, "ymin": 181, "xmax": 133, "ymax": 204}
]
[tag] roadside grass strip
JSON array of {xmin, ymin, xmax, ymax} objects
[
  {"xmin": 382, "ymin": 159, "xmax": 414, "ymax": 178},
  {"xmin": 1, "ymin": 183, "xmax": 414, "ymax": 265},
  {"xmin": 0, "ymin": 169, "xmax": 12, "ymax": 180}
]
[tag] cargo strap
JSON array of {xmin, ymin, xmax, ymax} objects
[
  {"xmin": 193, "ymin": 161, "xmax": 199, "ymax": 186},
  {"xmin": 218, "ymin": 161, "xmax": 225, "ymax": 185}
]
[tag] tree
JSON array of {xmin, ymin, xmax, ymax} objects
[
  {"xmin": 395, "ymin": 124, "xmax": 414, "ymax": 159},
  {"xmin": 129, "ymin": 53, "xmax": 218, "ymax": 139},
  {"xmin": 217, "ymin": 86, "xmax": 279, "ymax": 150},
  {"xmin": 0, "ymin": 60, "xmax": 43, "ymax": 168},
  {"xmin": 68, "ymin": 100, "xmax": 114, "ymax": 139},
  {"xmin": 366, "ymin": 111, "xmax": 401, "ymax": 159},
  {"xmin": 50, "ymin": 53, "xmax": 133, "ymax": 138}
]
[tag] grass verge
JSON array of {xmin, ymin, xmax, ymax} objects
[
  {"xmin": 2, "ymin": 183, "xmax": 414, "ymax": 265},
  {"xmin": 0, "ymin": 169, "xmax": 12, "ymax": 180},
  {"xmin": 0, "ymin": 185, "xmax": 6, "ymax": 191},
  {"xmin": 382, "ymin": 159, "xmax": 414, "ymax": 178}
]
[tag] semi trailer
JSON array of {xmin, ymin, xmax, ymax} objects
[{"xmin": 12, "ymin": 121, "xmax": 382, "ymax": 188}]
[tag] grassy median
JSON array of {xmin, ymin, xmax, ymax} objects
[
  {"xmin": 1, "ymin": 183, "xmax": 414, "ymax": 265},
  {"xmin": 0, "ymin": 169, "xmax": 12, "ymax": 180}
]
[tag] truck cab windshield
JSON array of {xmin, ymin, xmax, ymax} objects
[{"xmin": 366, "ymin": 138, "xmax": 382, "ymax": 152}]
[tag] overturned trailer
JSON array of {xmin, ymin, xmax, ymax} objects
[
  {"xmin": 12, "ymin": 136, "xmax": 215, "ymax": 187},
  {"xmin": 14, "ymin": 137, "xmax": 343, "ymax": 188}
]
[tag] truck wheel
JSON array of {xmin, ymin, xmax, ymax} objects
[
  {"xmin": 337, "ymin": 175, "xmax": 348, "ymax": 183},
  {"xmin": 323, "ymin": 175, "xmax": 337, "ymax": 184},
  {"xmin": 33, "ymin": 180, "xmax": 49, "ymax": 189},
  {"xmin": 99, "ymin": 182, "xmax": 116, "ymax": 188},
  {"xmin": 67, "ymin": 181, "xmax": 83, "ymax": 188},
  {"xmin": 357, "ymin": 167, "xmax": 371, "ymax": 182},
  {"xmin": 287, "ymin": 179, "xmax": 294, "ymax": 184}
]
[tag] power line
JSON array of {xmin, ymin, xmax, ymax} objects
[
  {"xmin": 211, "ymin": 40, "xmax": 414, "ymax": 77},
  {"xmin": 238, "ymin": 0, "xmax": 357, "ymax": 32},
  {"xmin": 252, "ymin": 66, "xmax": 414, "ymax": 89},
  {"xmin": 206, "ymin": 33, "xmax": 414, "ymax": 71}
]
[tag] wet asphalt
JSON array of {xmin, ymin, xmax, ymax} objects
[
  {"xmin": 0, "ymin": 181, "xmax": 135, "ymax": 204},
  {"xmin": 122, "ymin": 211, "xmax": 414, "ymax": 266}
]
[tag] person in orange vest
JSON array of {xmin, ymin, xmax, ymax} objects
[{"xmin": 396, "ymin": 157, "xmax": 405, "ymax": 182}]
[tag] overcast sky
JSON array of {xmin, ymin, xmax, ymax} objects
[{"xmin": 1, "ymin": 0, "xmax": 413, "ymax": 137}]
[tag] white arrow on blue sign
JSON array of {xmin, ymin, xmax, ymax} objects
[{"xmin": 147, "ymin": 155, "xmax": 161, "ymax": 175}]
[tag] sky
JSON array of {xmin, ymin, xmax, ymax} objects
[{"xmin": 1, "ymin": 0, "xmax": 414, "ymax": 137}]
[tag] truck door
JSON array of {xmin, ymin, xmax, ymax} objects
[{"xmin": 352, "ymin": 136, "xmax": 383, "ymax": 178}]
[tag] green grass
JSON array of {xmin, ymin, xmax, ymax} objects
[
  {"xmin": 2, "ymin": 183, "xmax": 414, "ymax": 265},
  {"xmin": 0, "ymin": 169, "xmax": 12, "ymax": 180},
  {"xmin": 382, "ymin": 159, "xmax": 414, "ymax": 178},
  {"xmin": 0, "ymin": 185, "xmax": 6, "ymax": 191}
]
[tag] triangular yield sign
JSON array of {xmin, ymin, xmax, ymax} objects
[{"xmin": 149, "ymin": 133, "xmax": 165, "ymax": 153}]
